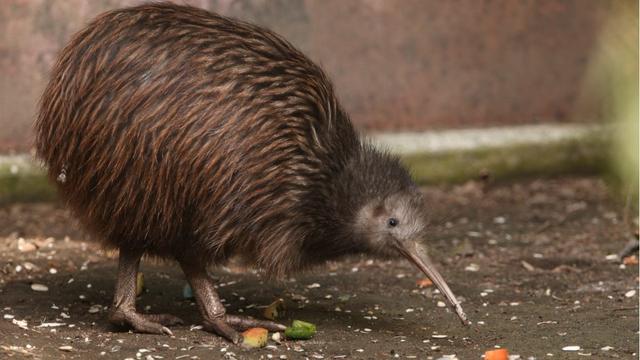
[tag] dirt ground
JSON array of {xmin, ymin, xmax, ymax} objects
[{"xmin": 0, "ymin": 177, "xmax": 638, "ymax": 359}]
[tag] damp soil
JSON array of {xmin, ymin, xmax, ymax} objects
[{"xmin": 0, "ymin": 177, "xmax": 638, "ymax": 359}]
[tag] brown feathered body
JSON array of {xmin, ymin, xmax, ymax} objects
[{"xmin": 35, "ymin": 3, "xmax": 415, "ymax": 277}]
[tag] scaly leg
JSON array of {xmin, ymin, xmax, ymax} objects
[
  {"xmin": 180, "ymin": 261, "xmax": 285, "ymax": 343},
  {"xmin": 109, "ymin": 249, "xmax": 183, "ymax": 335}
]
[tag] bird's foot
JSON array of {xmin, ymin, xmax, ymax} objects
[
  {"xmin": 109, "ymin": 308, "xmax": 183, "ymax": 336},
  {"xmin": 202, "ymin": 314, "xmax": 286, "ymax": 344},
  {"xmin": 225, "ymin": 314, "xmax": 286, "ymax": 332}
]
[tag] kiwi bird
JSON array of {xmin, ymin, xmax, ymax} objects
[{"xmin": 35, "ymin": 3, "xmax": 468, "ymax": 343}]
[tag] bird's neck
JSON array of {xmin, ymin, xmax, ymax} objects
[{"xmin": 299, "ymin": 143, "xmax": 411, "ymax": 266}]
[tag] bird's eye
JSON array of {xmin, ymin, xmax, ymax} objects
[{"xmin": 387, "ymin": 218, "xmax": 399, "ymax": 227}]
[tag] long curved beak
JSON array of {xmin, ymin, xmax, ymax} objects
[{"xmin": 395, "ymin": 240, "xmax": 469, "ymax": 325}]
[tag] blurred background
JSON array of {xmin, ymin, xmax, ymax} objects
[{"xmin": 0, "ymin": 0, "xmax": 637, "ymax": 201}]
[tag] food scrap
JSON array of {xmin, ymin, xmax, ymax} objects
[
  {"xmin": 484, "ymin": 348, "xmax": 509, "ymax": 360},
  {"xmin": 284, "ymin": 320, "xmax": 317, "ymax": 340},
  {"xmin": 136, "ymin": 272, "xmax": 144, "ymax": 296},
  {"xmin": 242, "ymin": 327, "xmax": 269, "ymax": 348},
  {"xmin": 263, "ymin": 298, "xmax": 285, "ymax": 320},
  {"xmin": 416, "ymin": 278, "xmax": 433, "ymax": 288}
]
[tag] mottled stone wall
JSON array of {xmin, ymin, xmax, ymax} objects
[{"xmin": 0, "ymin": 0, "xmax": 615, "ymax": 152}]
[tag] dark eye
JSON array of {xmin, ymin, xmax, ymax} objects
[{"xmin": 387, "ymin": 218, "xmax": 399, "ymax": 227}]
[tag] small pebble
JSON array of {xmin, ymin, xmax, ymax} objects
[
  {"xmin": 271, "ymin": 332, "xmax": 282, "ymax": 343},
  {"xmin": 183, "ymin": 284, "xmax": 194, "ymax": 299}
]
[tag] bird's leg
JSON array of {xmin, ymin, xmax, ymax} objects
[
  {"xmin": 109, "ymin": 249, "xmax": 183, "ymax": 335},
  {"xmin": 179, "ymin": 261, "xmax": 242, "ymax": 343},
  {"xmin": 179, "ymin": 262, "xmax": 285, "ymax": 343}
]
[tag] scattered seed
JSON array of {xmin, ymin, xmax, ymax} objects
[
  {"xmin": 17, "ymin": 238, "xmax": 37, "ymax": 252},
  {"xmin": 12, "ymin": 319, "xmax": 28, "ymax": 329},
  {"xmin": 605, "ymin": 254, "xmax": 619, "ymax": 261},
  {"xmin": 3, "ymin": 314, "xmax": 14, "ymax": 319},
  {"xmin": 537, "ymin": 321, "xmax": 558, "ymax": 325},
  {"xmin": 562, "ymin": 346, "xmax": 581, "ymax": 351},
  {"xmin": 58, "ymin": 345, "xmax": 73, "ymax": 352},
  {"xmin": 31, "ymin": 284, "xmax": 48, "ymax": 292},
  {"xmin": 521, "ymin": 260, "xmax": 536, "ymax": 272},
  {"xmin": 307, "ymin": 283, "xmax": 321, "ymax": 289},
  {"xmin": 465, "ymin": 263, "xmax": 479, "ymax": 272},
  {"xmin": 625, "ymin": 290, "xmax": 636, "ymax": 298},
  {"xmin": 37, "ymin": 322, "xmax": 66, "ymax": 327},
  {"xmin": 88, "ymin": 305, "xmax": 101, "ymax": 314},
  {"xmin": 49, "ymin": 268, "xmax": 58, "ymax": 274},
  {"xmin": 431, "ymin": 334, "xmax": 447, "ymax": 339},
  {"xmin": 436, "ymin": 301, "xmax": 446, "ymax": 308}
]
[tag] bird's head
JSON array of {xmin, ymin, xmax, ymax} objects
[{"xmin": 354, "ymin": 189, "xmax": 468, "ymax": 324}]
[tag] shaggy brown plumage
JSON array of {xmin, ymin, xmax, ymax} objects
[
  {"xmin": 36, "ymin": 3, "xmax": 467, "ymax": 341},
  {"xmin": 36, "ymin": 2, "xmax": 411, "ymax": 276}
]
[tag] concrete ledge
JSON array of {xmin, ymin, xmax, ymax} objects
[
  {"xmin": 0, "ymin": 155, "xmax": 55, "ymax": 204},
  {"xmin": 368, "ymin": 124, "xmax": 610, "ymax": 184},
  {"xmin": 0, "ymin": 124, "xmax": 609, "ymax": 203}
]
